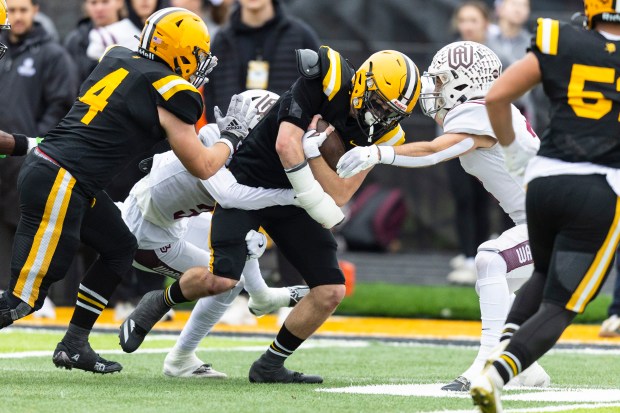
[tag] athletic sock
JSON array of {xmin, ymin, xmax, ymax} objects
[
  {"xmin": 176, "ymin": 284, "xmax": 243, "ymax": 352},
  {"xmin": 240, "ymin": 259, "xmax": 268, "ymax": 295},
  {"xmin": 164, "ymin": 281, "xmax": 189, "ymax": 307},
  {"xmin": 260, "ymin": 324, "xmax": 304, "ymax": 367},
  {"xmin": 500, "ymin": 323, "xmax": 520, "ymax": 342},
  {"xmin": 70, "ymin": 283, "xmax": 110, "ymax": 330}
]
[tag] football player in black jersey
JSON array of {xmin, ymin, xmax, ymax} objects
[
  {"xmin": 470, "ymin": 1, "xmax": 620, "ymax": 411},
  {"xmin": 119, "ymin": 46, "xmax": 420, "ymax": 383},
  {"xmin": 0, "ymin": 7, "xmax": 253, "ymax": 374}
]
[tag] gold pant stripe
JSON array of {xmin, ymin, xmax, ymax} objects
[
  {"xmin": 567, "ymin": 196, "xmax": 620, "ymax": 313},
  {"xmin": 14, "ymin": 169, "xmax": 75, "ymax": 306},
  {"xmin": 77, "ymin": 292, "xmax": 105, "ymax": 310},
  {"xmin": 207, "ymin": 204, "xmax": 217, "ymax": 274}
]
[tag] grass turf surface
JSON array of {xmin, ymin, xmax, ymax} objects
[
  {"xmin": 1, "ymin": 329, "xmax": 618, "ymax": 413},
  {"xmin": 335, "ymin": 283, "xmax": 613, "ymax": 323}
]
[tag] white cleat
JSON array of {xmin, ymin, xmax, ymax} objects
[
  {"xmin": 248, "ymin": 285, "xmax": 309, "ymax": 317},
  {"xmin": 470, "ymin": 368, "xmax": 504, "ymax": 413},
  {"xmin": 163, "ymin": 351, "xmax": 227, "ymax": 379},
  {"xmin": 508, "ymin": 361, "xmax": 550, "ymax": 388},
  {"xmin": 600, "ymin": 314, "xmax": 620, "ymax": 338}
]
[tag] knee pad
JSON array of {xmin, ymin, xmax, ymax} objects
[{"xmin": 475, "ymin": 250, "xmax": 508, "ymax": 280}]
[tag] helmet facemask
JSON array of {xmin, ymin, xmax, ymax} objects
[
  {"xmin": 355, "ymin": 64, "xmax": 411, "ymax": 142},
  {"xmin": 419, "ymin": 70, "xmax": 455, "ymax": 120},
  {"xmin": 186, "ymin": 48, "xmax": 217, "ymax": 88}
]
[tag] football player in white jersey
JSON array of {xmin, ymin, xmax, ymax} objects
[
  {"xmin": 117, "ymin": 89, "xmax": 311, "ymax": 378},
  {"xmin": 336, "ymin": 41, "xmax": 550, "ymax": 391}
]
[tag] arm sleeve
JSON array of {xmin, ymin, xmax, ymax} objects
[
  {"xmin": 205, "ymin": 169, "xmax": 296, "ymax": 209},
  {"xmin": 277, "ymin": 76, "xmax": 324, "ymax": 131},
  {"xmin": 37, "ymin": 47, "xmax": 80, "ymax": 135}
]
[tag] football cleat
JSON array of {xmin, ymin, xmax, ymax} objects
[
  {"xmin": 470, "ymin": 368, "xmax": 504, "ymax": 413},
  {"xmin": 163, "ymin": 350, "xmax": 227, "ymax": 379},
  {"xmin": 441, "ymin": 375, "xmax": 471, "ymax": 392},
  {"xmin": 248, "ymin": 285, "xmax": 309, "ymax": 317},
  {"xmin": 508, "ymin": 362, "xmax": 550, "ymax": 388},
  {"xmin": 599, "ymin": 314, "xmax": 620, "ymax": 338},
  {"xmin": 119, "ymin": 290, "xmax": 169, "ymax": 353},
  {"xmin": 52, "ymin": 341, "xmax": 122, "ymax": 374},
  {"xmin": 248, "ymin": 359, "xmax": 323, "ymax": 384}
]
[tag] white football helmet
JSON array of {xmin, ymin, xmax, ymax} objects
[
  {"xmin": 420, "ymin": 41, "xmax": 502, "ymax": 120},
  {"xmin": 239, "ymin": 89, "xmax": 280, "ymax": 130}
]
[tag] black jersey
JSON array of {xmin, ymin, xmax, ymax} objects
[
  {"xmin": 40, "ymin": 46, "xmax": 203, "ymax": 197},
  {"xmin": 531, "ymin": 18, "xmax": 620, "ymax": 167},
  {"xmin": 229, "ymin": 46, "xmax": 406, "ymax": 189}
]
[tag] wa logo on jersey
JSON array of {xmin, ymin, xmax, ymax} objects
[{"xmin": 448, "ymin": 44, "xmax": 474, "ymax": 70}]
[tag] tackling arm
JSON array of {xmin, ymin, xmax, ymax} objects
[
  {"xmin": 159, "ymin": 106, "xmax": 231, "ymax": 180},
  {"xmin": 0, "ymin": 130, "xmax": 42, "ymax": 158}
]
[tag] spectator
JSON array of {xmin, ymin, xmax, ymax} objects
[
  {"xmin": 0, "ymin": 0, "xmax": 78, "ymax": 301},
  {"xmin": 444, "ymin": 1, "xmax": 494, "ymax": 285},
  {"xmin": 486, "ymin": 0, "xmax": 536, "ymax": 128},
  {"xmin": 171, "ymin": 0, "xmax": 233, "ymax": 38},
  {"xmin": 204, "ymin": 0, "xmax": 320, "ymax": 121},
  {"xmin": 64, "ymin": 0, "xmax": 126, "ymax": 84},
  {"xmin": 126, "ymin": 0, "xmax": 168, "ymax": 29}
]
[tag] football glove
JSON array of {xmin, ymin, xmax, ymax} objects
[
  {"xmin": 302, "ymin": 124, "xmax": 334, "ymax": 160},
  {"xmin": 337, "ymin": 145, "xmax": 393, "ymax": 178},
  {"xmin": 502, "ymin": 138, "xmax": 537, "ymax": 177},
  {"xmin": 245, "ymin": 229, "xmax": 267, "ymax": 260},
  {"xmin": 214, "ymin": 94, "xmax": 256, "ymax": 153}
]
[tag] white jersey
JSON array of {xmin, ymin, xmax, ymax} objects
[
  {"xmin": 128, "ymin": 124, "xmax": 296, "ymax": 229},
  {"xmin": 442, "ymin": 100, "xmax": 540, "ymax": 225}
]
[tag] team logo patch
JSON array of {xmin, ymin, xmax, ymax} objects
[{"xmin": 447, "ymin": 44, "xmax": 474, "ymax": 70}]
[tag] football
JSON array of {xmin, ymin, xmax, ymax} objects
[{"xmin": 315, "ymin": 118, "xmax": 345, "ymax": 171}]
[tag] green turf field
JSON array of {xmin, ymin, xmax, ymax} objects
[{"xmin": 1, "ymin": 329, "xmax": 618, "ymax": 413}]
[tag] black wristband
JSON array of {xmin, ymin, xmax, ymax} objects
[
  {"xmin": 219, "ymin": 131, "xmax": 241, "ymax": 150},
  {"xmin": 12, "ymin": 133, "xmax": 29, "ymax": 156}
]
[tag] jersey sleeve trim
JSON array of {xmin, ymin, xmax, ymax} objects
[
  {"xmin": 152, "ymin": 75, "xmax": 199, "ymax": 101},
  {"xmin": 535, "ymin": 18, "xmax": 559, "ymax": 55},
  {"xmin": 322, "ymin": 47, "xmax": 342, "ymax": 101},
  {"xmin": 376, "ymin": 124, "xmax": 405, "ymax": 146}
]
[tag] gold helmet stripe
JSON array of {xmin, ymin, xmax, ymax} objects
[
  {"xmin": 536, "ymin": 18, "xmax": 559, "ymax": 56},
  {"xmin": 140, "ymin": 7, "xmax": 186, "ymax": 51},
  {"xmin": 323, "ymin": 47, "xmax": 342, "ymax": 101}
]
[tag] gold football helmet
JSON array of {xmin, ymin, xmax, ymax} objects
[
  {"xmin": 351, "ymin": 50, "xmax": 420, "ymax": 141},
  {"xmin": 583, "ymin": 0, "xmax": 620, "ymax": 29},
  {"xmin": 0, "ymin": 0, "xmax": 10, "ymax": 61},
  {"xmin": 138, "ymin": 7, "xmax": 217, "ymax": 87}
]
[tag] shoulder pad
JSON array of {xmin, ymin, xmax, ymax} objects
[
  {"xmin": 375, "ymin": 124, "xmax": 406, "ymax": 147},
  {"xmin": 296, "ymin": 49, "xmax": 320, "ymax": 79},
  {"xmin": 534, "ymin": 18, "xmax": 560, "ymax": 55}
]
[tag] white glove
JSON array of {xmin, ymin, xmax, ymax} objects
[
  {"xmin": 245, "ymin": 229, "xmax": 267, "ymax": 260},
  {"xmin": 214, "ymin": 94, "xmax": 256, "ymax": 153},
  {"xmin": 337, "ymin": 145, "xmax": 395, "ymax": 178},
  {"xmin": 286, "ymin": 161, "xmax": 344, "ymax": 229},
  {"xmin": 502, "ymin": 138, "xmax": 537, "ymax": 176},
  {"xmin": 302, "ymin": 126, "xmax": 333, "ymax": 159}
]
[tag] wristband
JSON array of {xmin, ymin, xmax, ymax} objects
[
  {"xmin": 12, "ymin": 133, "xmax": 29, "ymax": 156},
  {"xmin": 219, "ymin": 131, "xmax": 241, "ymax": 152}
]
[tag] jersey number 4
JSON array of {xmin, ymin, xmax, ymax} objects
[
  {"xmin": 79, "ymin": 68, "xmax": 129, "ymax": 125},
  {"xmin": 568, "ymin": 64, "xmax": 620, "ymax": 121}
]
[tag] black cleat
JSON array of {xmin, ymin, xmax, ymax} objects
[
  {"xmin": 119, "ymin": 290, "xmax": 169, "ymax": 353},
  {"xmin": 248, "ymin": 359, "xmax": 323, "ymax": 384},
  {"xmin": 441, "ymin": 376, "xmax": 471, "ymax": 392},
  {"xmin": 52, "ymin": 341, "xmax": 122, "ymax": 374}
]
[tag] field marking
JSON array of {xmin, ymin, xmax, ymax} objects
[
  {"xmin": 435, "ymin": 403, "xmax": 620, "ymax": 413},
  {"xmin": 0, "ymin": 339, "xmax": 369, "ymax": 360},
  {"xmin": 317, "ymin": 384, "xmax": 620, "ymax": 411}
]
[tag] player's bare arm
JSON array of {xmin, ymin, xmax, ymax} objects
[
  {"xmin": 486, "ymin": 52, "xmax": 541, "ymax": 147},
  {"xmin": 159, "ymin": 106, "xmax": 230, "ymax": 180}
]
